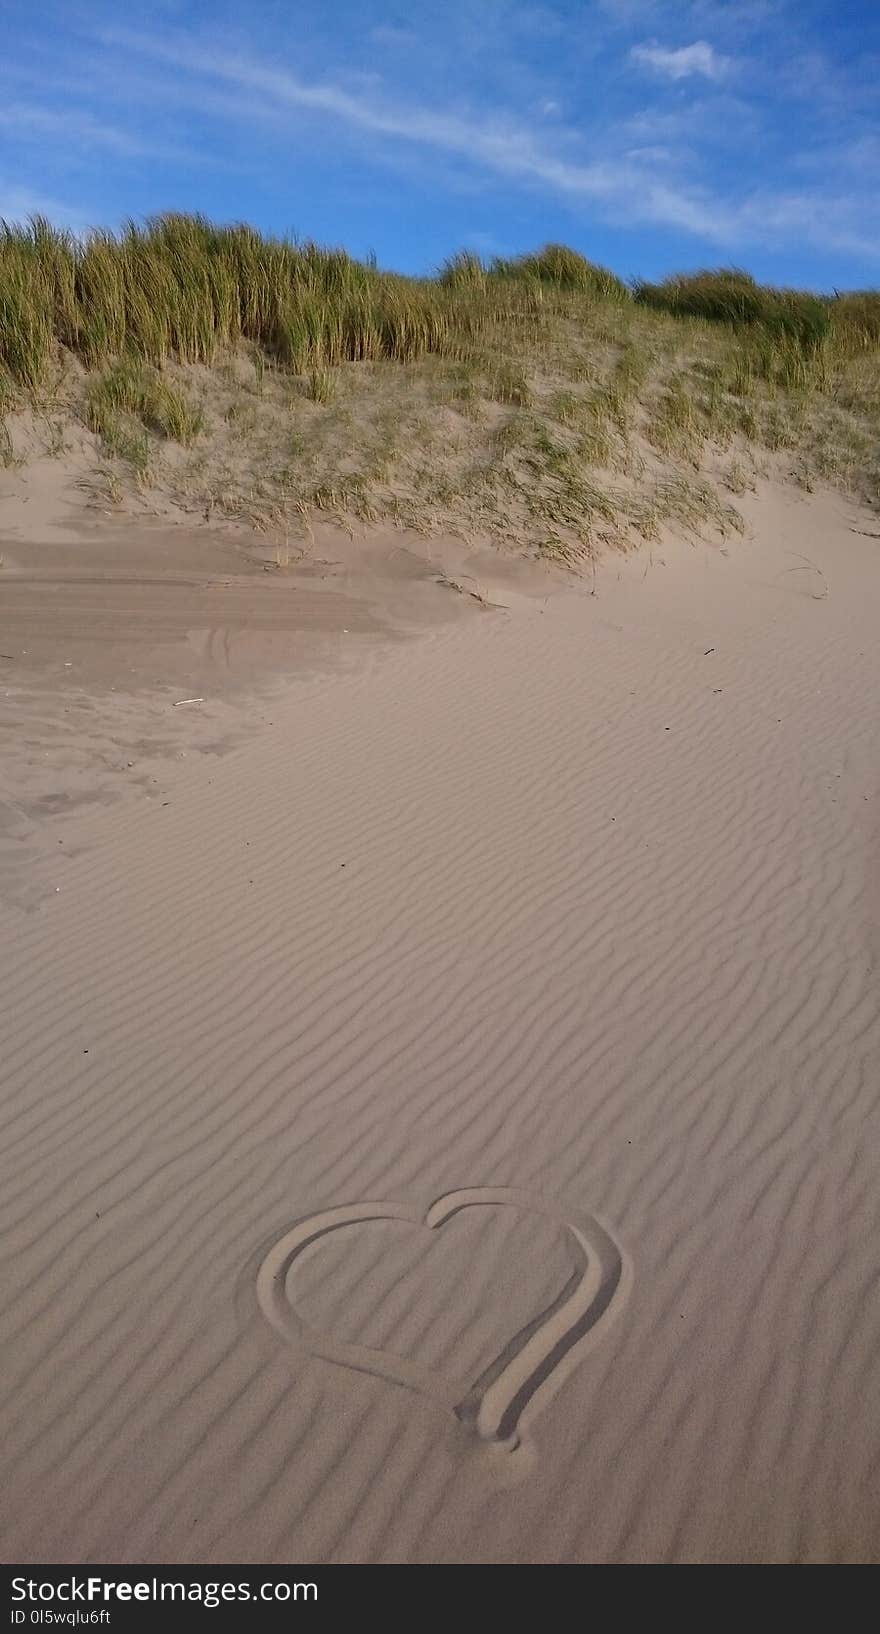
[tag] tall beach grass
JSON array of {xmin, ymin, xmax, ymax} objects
[
  {"xmin": 2, "ymin": 215, "xmax": 876, "ymax": 393},
  {"xmin": 0, "ymin": 214, "xmax": 545, "ymax": 391}
]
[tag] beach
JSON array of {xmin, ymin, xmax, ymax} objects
[{"xmin": 1, "ymin": 477, "xmax": 878, "ymax": 1563}]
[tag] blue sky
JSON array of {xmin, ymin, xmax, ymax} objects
[{"xmin": 2, "ymin": 1, "xmax": 878, "ymax": 289}]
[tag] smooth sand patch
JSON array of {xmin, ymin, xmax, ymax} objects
[{"xmin": 1, "ymin": 480, "xmax": 879, "ymax": 1562}]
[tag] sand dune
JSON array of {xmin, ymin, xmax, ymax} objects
[{"xmin": 1, "ymin": 481, "xmax": 879, "ymax": 1563}]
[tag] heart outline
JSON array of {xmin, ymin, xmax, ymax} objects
[{"xmin": 256, "ymin": 1185, "xmax": 629, "ymax": 1451}]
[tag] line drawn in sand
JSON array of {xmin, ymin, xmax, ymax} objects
[{"xmin": 256, "ymin": 1185, "xmax": 630, "ymax": 1458}]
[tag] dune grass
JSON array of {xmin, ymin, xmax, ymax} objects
[
  {"xmin": 86, "ymin": 357, "xmax": 203, "ymax": 442},
  {"xmin": 634, "ymin": 267, "xmax": 880, "ymax": 352},
  {"xmin": 0, "ymin": 213, "xmax": 511, "ymax": 388},
  {"xmin": 633, "ymin": 268, "xmax": 831, "ymax": 351},
  {"xmin": 1, "ymin": 213, "xmax": 878, "ymax": 553},
  {"xmin": 441, "ymin": 244, "xmax": 629, "ymax": 303},
  {"xmin": 489, "ymin": 244, "xmax": 630, "ymax": 302}
]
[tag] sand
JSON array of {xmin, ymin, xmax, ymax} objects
[{"xmin": 1, "ymin": 473, "xmax": 879, "ymax": 1563}]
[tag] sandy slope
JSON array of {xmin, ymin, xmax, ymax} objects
[{"xmin": 1, "ymin": 482, "xmax": 879, "ymax": 1563}]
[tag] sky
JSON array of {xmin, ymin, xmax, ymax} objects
[{"xmin": 2, "ymin": 0, "xmax": 878, "ymax": 289}]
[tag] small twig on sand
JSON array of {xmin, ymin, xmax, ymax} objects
[
  {"xmin": 173, "ymin": 697, "xmax": 205, "ymax": 706},
  {"xmin": 435, "ymin": 572, "xmax": 507, "ymax": 609}
]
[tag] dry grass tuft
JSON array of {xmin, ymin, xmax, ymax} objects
[{"xmin": 85, "ymin": 358, "xmax": 202, "ymax": 477}]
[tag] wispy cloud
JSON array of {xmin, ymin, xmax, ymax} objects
[
  {"xmin": 0, "ymin": 101, "xmax": 190, "ymax": 161},
  {"xmin": 98, "ymin": 29, "xmax": 747, "ymax": 241},
  {"xmin": 0, "ymin": 182, "xmax": 89, "ymax": 231},
  {"xmin": 631, "ymin": 40, "xmax": 730, "ymax": 80}
]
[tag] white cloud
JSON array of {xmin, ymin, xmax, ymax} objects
[
  {"xmin": 631, "ymin": 40, "xmax": 729, "ymax": 80},
  {"xmin": 625, "ymin": 144, "xmax": 675, "ymax": 164}
]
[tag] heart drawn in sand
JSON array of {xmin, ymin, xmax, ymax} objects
[{"xmin": 256, "ymin": 1185, "xmax": 630, "ymax": 1453}]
